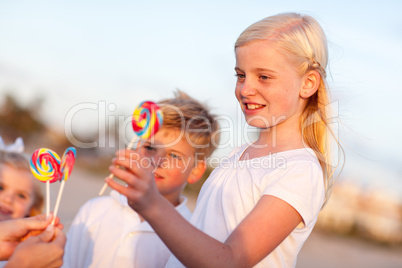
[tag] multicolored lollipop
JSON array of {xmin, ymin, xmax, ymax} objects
[
  {"xmin": 132, "ymin": 101, "xmax": 163, "ymax": 140},
  {"xmin": 60, "ymin": 147, "xmax": 76, "ymax": 182},
  {"xmin": 98, "ymin": 100, "xmax": 163, "ymax": 196},
  {"xmin": 30, "ymin": 148, "xmax": 61, "ymax": 216},
  {"xmin": 52, "ymin": 147, "xmax": 76, "ymax": 225},
  {"xmin": 30, "ymin": 148, "xmax": 61, "ymax": 183}
]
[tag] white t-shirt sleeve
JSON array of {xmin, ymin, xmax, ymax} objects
[{"xmin": 262, "ymin": 161, "xmax": 325, "ymax": 228}]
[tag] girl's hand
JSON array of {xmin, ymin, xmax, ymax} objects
[
  {"xmin": 106, "ymin": 149, "xmax": 162, "ymax": 214},
  {"xmin": 0, "ymin": 214, "xmax": 62, "ymax": 261},
  {"xmin": 5, "ymin": 224, "xmax": 66, "ymax": 268}
]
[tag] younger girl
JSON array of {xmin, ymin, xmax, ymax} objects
[
  {"xmin": 0, "ymin": 138, "xmax": 44, "ymax": 221},
  {"xmin": 107, "ymin": 12, "xmax": 336, "ymax": 267}
]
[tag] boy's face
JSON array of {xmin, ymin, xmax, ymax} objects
[
  {"xmin": 0, "ymin": 165, "xmax": 35, "ymax": 220},
  {"xmin": 137, "ymin": 129, "xmax": 199, "ymax": 206}
]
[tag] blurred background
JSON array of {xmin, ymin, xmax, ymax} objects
[{"xmin": 0, "ymin": 0, "xmax": 401, "ymax": 267}]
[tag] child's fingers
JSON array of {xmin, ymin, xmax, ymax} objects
[
  {"xmin": 55, "ymin": 222, "xmax": 64, "ymax": 230},
  {"xmin": 106, "ymin": 171, "xmax": 156, "ymax": 212},
  {"xmin": 107, "ymin": 165, "xmax": 152, "ymax": 197},
  {"xmin": 50, "ymin": 215, "xmax": 62, "ymax": 227},
  {"xmin": 21, "ymin": 214, "xmax": 52, "ymax": 232},
  {"xmin": 37, "ymin": 224, "xmax": 55, "ymax": 243},
  {"xmin": 29, "ymin": 214, "xmax": 47, "ymax": 220},
  {"xmin": 114, "ymin": 149, "xmax": 141, "ymax": 170},
  {"xmin": 52, "ymin": 227, "xmax": 67, "ymax": 247},
  {"xmin": 105, "ymin": 171, "xmax": 143, "ymax": 202},
  {"xmin": 112, "ymin": 157, "xmax": 131, "ymax": 171},
  {"xmin": 111, "ymin": 161, "xmax": 154, "ymax": 186},
  {"xmin": 110, "ymin": 164, "xmax": 149, "ymax": 189},
  {"xmin": 117, "ymin": 149, "xmax": 156, "ymax": 174},
  {"xmin": 20, "ymin": 214, "xmax": 66, "ymax": 241},
  {"xmin": 105, "ymin": 175, "xmax": 130, "ymax": 196},
  {"xmin": 115, "ymin": 149, "xmax": 138, "ymax": 161},
  {"xmin": 109, "ymin": 165, "xmax": 138, "ymax": 186}
]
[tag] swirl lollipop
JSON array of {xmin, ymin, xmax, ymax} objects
[
  {"xmin": 132, "ymin": 101, "xmax": 163, "ymax": 140},
  {"xmin": 30, "ymin": 148, "xmax": 61, "ymax": 183},
  {"xmin": 98, "ymin": 101, "xmax": 163, "ymax": 195},
  {"xmin": 60, "ymin": 147, "xmax": 76, "ymax": 182},
  {"xmin": 52, "ymin": 147, "xmax": 76, "ymax": 225},
  {"xmin": 30, "ymin": 148, "xmax": 61, "ymax": 216}
]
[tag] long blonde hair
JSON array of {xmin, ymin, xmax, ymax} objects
[{"xmin": 235, "ymin": 13, "xmax": 340, "ymax": 203}]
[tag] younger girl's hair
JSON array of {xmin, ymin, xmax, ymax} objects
[
  {"xmin": 235, "ymin": 13, "xmax": 340, "ymax": 203},
  {"xmin": 0, "ymin": 151, "xmax": 44, "ymax": 216}
]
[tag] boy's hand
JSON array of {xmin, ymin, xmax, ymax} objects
[
  {"xmin": 106, "ymin": 149, "xmax": 162, "ymax": 213},
  {"xmin": 6, "ymin": 224, "xmax": 66, "ymax": 268},
  {"xmin": 0, "ymin": 215, "xmax": 62, "ymax": 261}
]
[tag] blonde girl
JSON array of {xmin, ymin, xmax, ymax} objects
[
  {"xmin": 0, "ymin": 139, "xmax": 44, "ymax": 221},
  {"xmin": 106, "ymin": 12, "xmax": 335, "ymax": 267}
]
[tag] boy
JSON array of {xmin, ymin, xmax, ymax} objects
[{"xmin": 63, "ymin": 91, "xmax": 219, "ymax": 268}]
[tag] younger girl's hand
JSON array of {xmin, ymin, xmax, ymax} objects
[
  {"xmin": 6, "ymin": 224, "xmax": 66, "ymax": 268},
  {"xmin": 21, "ymin": 216, "xmax": 63, "ymax": 241},
  {"xmin": 106, "ymin": 149, "xmax": 161, "ymax": 214},
  {"xmin": 0, "ymin": 214, "xmax": 60, "ymax": 260}
]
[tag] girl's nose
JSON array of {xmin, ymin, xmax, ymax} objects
[
  {"xmin": 240, "ymin": 79, "xmax": 257, "ymax": 96},
  {"xmin": 0, "ymin": 191, "xmax": 13, "ymax": 204}
]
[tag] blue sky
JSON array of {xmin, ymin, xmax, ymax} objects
[{"xmin": 0, "ymin": 0, "xmax": 401, "ymax": 195}]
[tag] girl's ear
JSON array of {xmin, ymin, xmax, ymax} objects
[
  {"xmin": 300, "ymin": 70, "xmax": 320, "ymax": 98},
  {"xmin": 187, "ymin": 160, "xmax": 207, "ymax": 184}
]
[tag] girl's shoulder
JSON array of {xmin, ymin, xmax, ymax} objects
[
  {"xmin": 269, "ymin": 148, "xmax": 322, "ymax": 179},
  {"xmin": 233, "ymin": 144, "xmax": 320, "ymax": 164},
  {"xmin": 275, "ymin": 148, "xmax": 320, "ymax": 164}
]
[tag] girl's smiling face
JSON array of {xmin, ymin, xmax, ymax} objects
[
  {"xmin": 235, "ymin": 40, "xmax": 307, "ymax": 130},
  {"xmin": 0, "ymin": 165, "xmax": 35, "ymax": 221}
]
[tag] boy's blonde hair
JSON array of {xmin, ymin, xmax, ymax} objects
[
  {"xmin": 0, "ymin": 151, "xmax": 44, "ymax": 216},
  {"xmin": 158, "ymin": 90, "xmax": 219, "ymax": 159},
  {"xmin": 235, "ymin": 13, "xmax": 339, "ymax": 203}
]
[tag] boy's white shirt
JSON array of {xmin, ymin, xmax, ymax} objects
[
  {"xmin": 63, "ymin": 190, "xmax": 192, "ymax": 268},
  {"xmin": 166, "ymin": 146, "xmax": 325, "ymax": 268}
]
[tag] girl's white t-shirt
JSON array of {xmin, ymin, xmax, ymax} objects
[{"xmin": 166, "ymin": 145, "xmax": 325, "ymax": 268}]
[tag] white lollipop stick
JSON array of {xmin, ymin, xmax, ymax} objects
[
  {"xmin": 98, "ymin": 175, "xmax": 113, "ymax": 196},
  {"xmin": 52, "ymin": 147, "xmax": 76, "ymax": 225},
  {"xmin": 51, "ymin": 180, "xmax": 65, "ymax": 225},
  {"xmin": 46, "ymin": 181, "xmax": 50, "ymax": 217},
  {"xmin": 98, "ymin": 136, "xmax": 141, "ymax": 196}
]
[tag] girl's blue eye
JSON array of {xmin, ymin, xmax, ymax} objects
[
  {"xmin": 260, "ymin": 75, "xmax": 269, "ymax": 80},
  {"xmin": 235, "ymin": 73, "xmax": 245, "ymax": 79},
  {"xmin": 18, "ymin": 193, "xmax": 27, "ymax": 199}
]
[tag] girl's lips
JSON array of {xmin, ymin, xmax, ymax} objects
[
  {"xmin": 154, "ymin": 173, "xmax": 164, "ymax": 181},
  {"xmin": 0, "ymin": 206, "xmax": 12, "ymax": 215},
  {"xmin": 243, "ymin": 103, "xmax": 266, "ymax": 114},
  {"xmin": 245, "ymin": 103, "xmax": 266, "ymax": 110}
]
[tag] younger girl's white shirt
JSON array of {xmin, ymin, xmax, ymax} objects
[{"xmin": 166, "ymin": 146, "xmax": 325, "ymax": 268}]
